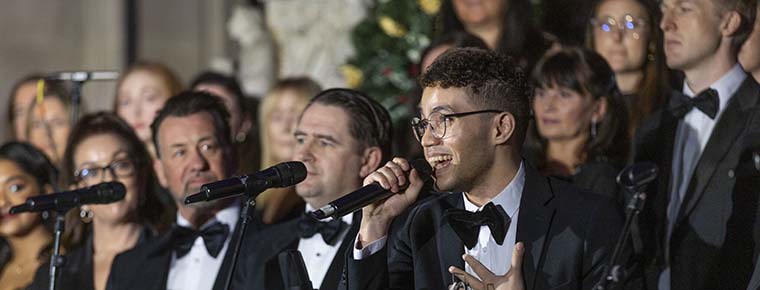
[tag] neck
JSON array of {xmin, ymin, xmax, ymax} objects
[
  {"xmin": 467, "ymin": 23, "xmax": 502, "ymax": 50},
  {"xmin": 305, "ymin": 184, "xmax": 361, "ymax": 210},
  {"xmin": 615, "ymin": 70, "xmax": 645, "ymax": 95},
  {"xmin": 752, "ymin": 70, "xmax": 760, "ymax": 83},
  {"xmin": 464, "ymin": 150, "xmax": 520, "ymax": 207},
  {"xmin": 91, "ymin": 219, "xmax": 142, "ymax": 254},
  {"xmin": 178, "ymin": 206, "xmax": 218, "ymax": 229},
  {"xmin": 683, "ymin": 52, "xmax": 736, "ymax": 93},
  {"xmin": 7, "ymin": 223, "xmax": 51, "ymax": 261},
  {"xmin": 546, "ymin": 136, "xmax": 587, "ymax": 176}
]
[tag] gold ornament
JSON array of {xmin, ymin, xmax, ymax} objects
[
  {"xmin": 379, "ymin": 16, "xmax": 407, "ymax": 38},
  {"xmin": 418, "ymin": 0, "xmax": 441, "ymax": 15},
  {"xmin": 341, "ymin": 65, "xmax": 364, "ymax": 88}
]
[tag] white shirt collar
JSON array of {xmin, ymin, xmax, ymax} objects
[
  {"xmin": 683, "ymin": 63, "xmax": 746, "ymax": 117},
  {"xmin": 306, "ymin": 203, "xmax": 353, "ymax": 225},
  {"xmin": 176, "ymin": 203, "xmax": 241, "ymax": 232},
  {"xmin": 463, "ymin": 161, "xmax": 525, "ymax": 218}
]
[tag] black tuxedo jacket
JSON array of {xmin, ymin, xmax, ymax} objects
[
  {"xmin": 232, "ymin": 212, "xmax": 360, "ymax": 290},
  {"xmin": 342, "ymin": 166, "xmax": 625, "ymax": 290},
  {"xmin": 105, "ymin": 216, "xmax": 248, "ymax": 290},
  {"xmin": 633, "ymin": 77, "xmax": 760, "ymax": 290}
]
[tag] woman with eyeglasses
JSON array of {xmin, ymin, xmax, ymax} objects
[
  {"xmin": 523, "ymin": 47, "xmax": 630, "ymax": 203},
  {"xmin": 29, "ymin": 112, "xmax": 174, "ymax": 290},
  {"xmin": 0, "ymin": 142, "xmax": 56, "ymax": 290},
  {"xmin": 587, "ymin": 0, "xmax": 672, "ymax": 136}
]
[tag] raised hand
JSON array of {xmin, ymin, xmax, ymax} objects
[
  {"xmin": 358, "ymin": 157, "xmax": 426, "ymax": 246},
  {"xmin": 448, "ymin": 242, "xmax": 526, "ymax": 290}
]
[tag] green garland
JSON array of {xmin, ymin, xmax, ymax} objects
[{"xmin": 343, "ymin": 0, "xmax": 440, "ymax": 123}]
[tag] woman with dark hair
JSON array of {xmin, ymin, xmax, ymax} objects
[
  {"xmin": 190, "ymin": 71, "xmax": 260, "ymax": 174},
  {"xmin": 0, "ymin": 142, "xmax": 57, "ymax": 290},
  {"xmin": 587, "ymin": 0, "xmax": 671, "ymax": 135},
  {"xmin": 524, "ymin": 47, "xmax": 630, "ymax": 201},
  {"xmin": 29, "ymin": 112, "xmax": 174, "ymax": 290},
  {"xmin": 439, "ymin": 0, "xmax": 554, "ymax": 69}
]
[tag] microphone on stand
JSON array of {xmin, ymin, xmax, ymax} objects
[
  {"xmin": 616, "ymin": 161, "xmax": 658, "ymax": 193},
  {"xmin": 310, "ymin": 159, "xmax": 432, "ymax": 220},
  {"xmin": 184, "ymin": 161, "xmax": 307, "ymax": 204},
  {"xmin": 46, "ymin": 71, "xmax": 120, "ymax": 82},
  {"xmin": 10, "ymin": 182, "xmax": 126, "ymax": 214}
]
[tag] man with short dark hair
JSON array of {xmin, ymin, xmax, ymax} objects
[
  {"xmin": 634, "ymin": 0, "xmax": 760, "ymax": 289},
  {"xmin": 107, "ymin": 91, "xmax": 247, "ymax": 290},
  {"xmin": 232, "ymin": 88, "xmax": 393, "ymax": 290},
  {"xmin": 343, "ymin": 48, "xmax": 624, "ymax": 290}
]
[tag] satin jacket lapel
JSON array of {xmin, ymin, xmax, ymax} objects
[
  {"xmin": 438, "ymin": 193, "xmax": 465, "ymax": 286},
  {"xmin": 516, "ymin": 166, "xmax": 556, "ymax": 290},
  {"xmin": 655, "ymin": 110, "xmax": 680, "ymax": 245},
  {"xmin": 320, "ymin": 214, "xmax": 362, "ymax": 290},
  {"xmin": 212, "ymin": 217, "xmax": 246, "ymax": 290},
  {"xmin": 676, "ymin": 79, "xmax": 759, "ymax": 226}
]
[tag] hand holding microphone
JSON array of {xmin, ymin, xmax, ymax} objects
[{"xmin": 356, "ymin": 158, "xmax": 432, "ymax": 246}]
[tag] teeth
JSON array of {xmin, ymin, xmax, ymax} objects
[{"xmin": 427, "ymin": 155, "xmax": 452, "ymax": 165}]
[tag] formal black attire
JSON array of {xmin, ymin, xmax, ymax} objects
[
  {"xmin": 633, "ymin": 75, "xmax": 760, "ymax": 290},
  {"xmin": 342, "ymin": 165, "xmax": 625, "ymax": 290}
]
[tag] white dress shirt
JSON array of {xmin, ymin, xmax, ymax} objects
[
  {"xmin": 659, "ymin": 64, "xmax": 746, "ymax": 290},
  {"xmin": 354, "ymin": 162, "xmax": 525, "ymax": 279},
  {"xmin": 166, "ymin": 205, "xmax": 240, "ymax": 290},
  {"xmin": 298, "ymin": 204, "xmax": 354, "ymax": 288}
]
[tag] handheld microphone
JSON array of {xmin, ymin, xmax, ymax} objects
[
  {"xmin": 10, "ymin": 182, "xmax": 126, "ymax": 214},
  {"xmin": 184, "ymin": 161, "xmax": 307, "ymax": 204},
  {"xmin": 47, "ymin": 71, "xmax": 120, "ymax": 82},
  {"xmin": 310, "ymin": 159, "xmax": 433, "ymax": 220},
  {"xmin": 278, "ymin": 250, "xmax": 314, "ymax": 290},
  {"xmin": 616, "ymin": 162, "xmax": 658, "ymax": 193}
]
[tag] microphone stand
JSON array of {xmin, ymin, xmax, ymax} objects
[
  {"xmin": 221, "ymin": 177, "xmax": 261, "ymax": 290},
  {"xmin": 48, "ymin": 208, "xmax": 73, "ymax": 290},
  {"xmin": 594, "ymin": 189, "xmax": 646, "ymax": 290}
]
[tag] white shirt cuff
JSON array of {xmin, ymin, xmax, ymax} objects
[{"xmin": 352, "ymin": 235, "xmax": 387, "ymax": 260}]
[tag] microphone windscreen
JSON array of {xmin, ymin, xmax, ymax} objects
[
  {"xmin": 276, "ymin": 161, "xmax": 307, "ymax": 187},
  {"xmin": 410, "ymin": 159, "xmax": 433, "ymax": 181},
  {"xmin": 94, "ymin": 182, "xmax": 126, "ymax": 204}
]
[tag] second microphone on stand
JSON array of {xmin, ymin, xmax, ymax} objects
[{"xmin": 184, "ymin": 161, "xmax": 307, "ymax": 204}]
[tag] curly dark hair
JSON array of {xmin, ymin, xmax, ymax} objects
[{"xmin": 420, "ymin": 48, "xmax": 532, "ymax": 145}]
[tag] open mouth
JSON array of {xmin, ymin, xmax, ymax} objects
[{"xmin": 427, "ymin": 155, "xmax": 453, "ymax": 171}]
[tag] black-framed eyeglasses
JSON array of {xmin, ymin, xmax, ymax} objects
[
  {"xmin": 411, "ymin": 110, "xmax": 503, "ymax": 142},
  {"xmin": 591, "ymin": 14, "xmax": 648, "ymax": 35},
  {"xmin": 74, "ymin": 158, "xmax": 137, "ymax": 183}
]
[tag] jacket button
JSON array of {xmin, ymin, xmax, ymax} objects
[{"xmin": 728, "ymin": 169, "xmax": 735, "ymax": 178}]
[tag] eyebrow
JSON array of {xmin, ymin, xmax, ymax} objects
[
  {"xmin": 0, "ymin": 175, "xmax": 27, "ymax": 185},
  {"xmin": 294, "ymin": 130, "xmax": 342, "ymax": 145},
  {"xmin": 417, "ymin": 105, "xmax": 455, "ymax": 115}
]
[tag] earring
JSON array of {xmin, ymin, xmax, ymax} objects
[
  {"xmin": 591, "ymin": 119, "xmax": 598, "ymax": 139},
  {"xmin": 235, "ymin": 131, "xmax": 248, "ymax": 143},
  {"xmin": 79, "ymin": 208, "xmax": 93, "ymax": 223}
]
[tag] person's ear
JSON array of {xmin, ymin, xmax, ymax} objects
[
  {"xmin": 721, "ymin": 10, "xmax": 743, "ymax": 38},
  {"xmin": 153, "ymin": 159, "xmax": 168, "ymax": 188},
  {"xmin": 592, "ymin": 97, "xmax": 608, "ymax": 123},
  {"xmin": 358, "ymin": 146, "xmax": 383, "ymax": 178},
  {"xmin": 493, "ymin": 112, "xmax": 516, "ymax": 145}
]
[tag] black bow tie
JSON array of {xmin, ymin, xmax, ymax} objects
[
  {"xmin": 297, "ymin": 213, "xmax": 347, "ymax": 245},
  {"xmin": 173, "ymin": 221, "xmax": 230, "ymax": 258},
  {"xmin": 669, "ymin": 88, "xmax": 720, "ymax": 119},
  {"xmin": 444, "ymin": 202, "xmax": 511, "ymax": 250}
]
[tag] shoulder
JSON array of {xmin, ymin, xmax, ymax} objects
[{"xmin": 547, "ymin": 176, "xmax": 623, "ymax": 223}]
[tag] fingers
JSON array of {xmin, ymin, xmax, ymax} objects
[
  {"xmin": 449, "ymin": 266, "xmax": 484, "ymax": 290},
  {"xmin": 510, "ymin": 242, "xmax": 525, "ymax": 274},
  {"xmin": 463, "ymin": 254, "xmax": 495, "ymax": 278},
  {"xmin": 362, "ymin": 158, "xmax": 411, "ymax": 192}
]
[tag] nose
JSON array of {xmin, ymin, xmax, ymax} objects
[
  {"xmin": 187, "ymin": 148, "xmax": 210, "ymax": 172},
  {"xmin": 611, "ymin": 28, "xmax": 624, "ymax": 42},
  {"xmin": 420, "ymin": 124, "xmax": 441, "ymax": 147},
  {"xmin": 294, "ymin": 139, "xmax": 315, "ymax": 163},
  {"xmin": 99, "ymin": 168, "xmax": 116, "ymax": 183},
  {"xmin": 660, "ymin": 9, "xmax": 675, "ymax": 32}
]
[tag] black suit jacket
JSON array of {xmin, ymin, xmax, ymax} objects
[
  {"xmin": 343, "ymin": 165, "xmax": 625, "ymax": 290},
  {"xmin": 633, "ymin": 77, "xmax": 760, "ymax": 290},
  {"xmin": 105, "ymin": 213, "xmax": 248, "ymax": 290},
  {"xmin": 28, "ymin": 227, "xmax": 155, "ymax": 290},
  {"xmin": 232, "ymin": 212, "xmax": 360, "ymax": 290}
]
